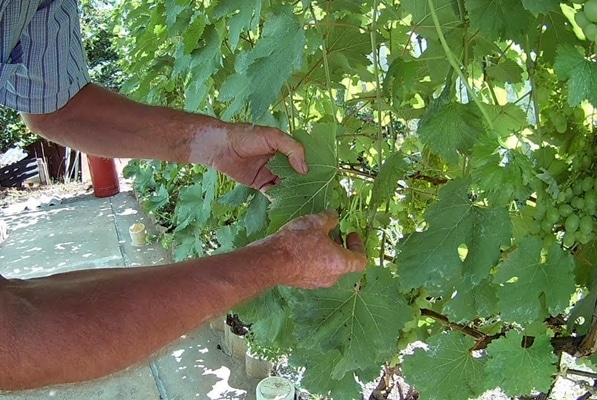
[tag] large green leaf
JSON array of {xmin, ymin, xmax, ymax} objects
[
  {"xmin": 418, "ymin": 102, "xmax": 486, "ymax": 164},
  {"xmin": 219, "ymin": 5, "xmax": 305, "ymax": 120},
  {"xmin": 442, "ymin": 277, "xmax": 498, "ymax": 323},
  {"xmin": 554, "ymin": 44, "xmax": 597, "ymax": 108},
  {"xmin": 174, "ymin": 168, "xmax": 217, "ymax": 232},
  {"xmin": 402, "ymin": 0, "xmax": 461, "ymax": 40},
  {"xmin": 244, "ymin": 192, "xmax": 269, "ymax": 236},
  {"xmin": 267, "ymin": 124, "xmax": 337, "ymax": 233},
  {"xmin": 465, "ymin": 0, "xmax": 533, "ymax": 42},
  {"xmin": 370, "ymin": 152, "xmax": 408, "ymax": 209},
  {"xmin": 212, "ymin": 0, "xmax": 262, "ymax": 51},
  {"xmin": 290, "ymin": 349, "xmax": 363, "ymax": 399},
  {"xmin": 485, "ymin": 331, "xmax": 557, "ymax": 396},
  {"xmin": 397, "ymin": 179, "xmax": 511, "ymax": 295},
  {"xmin": 291, "ymin": 268, "xmax": 413, "ymax": 380},
  {"xmin": 522, "ymin": 0, "xmax": 560, "ymax": 16},
  {"xmin": 402, "ymin": 331, "xmax": 487, "ymax": 400},
  {"xmin": 494, "ymin": 237, "xmax": 576, "ymax": 323}
]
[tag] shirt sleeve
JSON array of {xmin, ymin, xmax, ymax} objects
[{"xmin": 0, "ymin": 0, "xmax": 90, "ymax": 114}]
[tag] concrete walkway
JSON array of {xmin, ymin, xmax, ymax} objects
[{"xmin": 0, "ymin": 188, "xmax": 261, "ymax": 400}]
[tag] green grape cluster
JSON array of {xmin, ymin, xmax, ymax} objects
[
  {"xmin": 531, "ymin": 174, "xmax": 597, "ymax": 248},
  {"xmin": 574, "ymin": 0, "xmax": 597, "ymax": 41}
]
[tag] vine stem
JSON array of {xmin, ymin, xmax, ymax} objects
[
  {"xmin": 309, "ymin": 4, "xmax": 338, "ymax": 123},
  {"xmin": 426, "ymin": 0, "xmax": 494, "ymax": 131},
  {"xmin": 370, "ymin": 0, "xmax": 383, "ymax": 169},
  {"xmin": 420, "ymin": 308, "xmax": 486, "ymax": 340}
]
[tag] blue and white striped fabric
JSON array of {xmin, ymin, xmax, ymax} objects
[{"xmin": 0, "ymin": 0, "xmax": 90, "ymax": 113}]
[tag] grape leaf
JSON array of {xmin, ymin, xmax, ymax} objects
[
  {"xmin": 402, "ymin": 331, "xmax": 487, "ymax": 400},
  {"xmin": 465, "ymin": 0, "xmax": 533, "ymax": 42},
  {"xmin": 484, "ymin": 103, "xmax": 528, "ymax": 137},
  {"xmin": 522, "ymin": 0, "xmax": 560, "ymax": 16},
  {"xmin": 291, "ymin": 268, "xmax": 413, "ymax": 380},
  {"xmin": 325, "ymin": 16, "xmax": 372, "ymax": 75},
  {"xmin": 174, "ymin": 183, "xmax": 204, "ymax": 231},
  {"xmin": 442, "ymin": 277, "xmax": 498, "ymax": 323},
  {"xmin": 529, "ymin": 11, "xmax": 581, "ymax": 63},
  {"xmin": 554, "ymin": 44, "xmax": 597, "ymax": 108},
  {"xmin": 485, "ymin": 59, "xmax": 524, "ymax": 84},
  {"xmin": 244, "ymin": 192, "xmax": 269, "ymax": 236},
  {"xmin": 212, "ymin": 0, "xmax": 261, "ymax": 51},
  {"xmin": 418, "ymin": 102, "xmax": 486, "ymax": 164},
  {"xmin": 290, "ymin": 349, "xmax": 362, "ymax": 399},
  {"xmin": 144, "ymin": 184, "xmax": 170, "ymax": 212},
  {"xmin": 173, "ymin": 227, "xmax": 204, "ymax": 260},
  {"xmin": 485, "ymin": 331, "xmax": 557, "ymax": 396},
  {"xmin": 184, "ymin": 26, "xmax": 222, "ymax": 112},
  {"xmin": 235, "ymin": 288, "xmax": 296, "ymax": 349},
  {"xmin": 174, "ymin": 168, "xmax": 217, "ymax": 232},
  {"xmin": 267, "ymin": 124, "xmax": 337, "ymax": 233},
  {"xmin": 245, "ymin": 5, "xmax": 305, "ymax": 120},
  {"xmin": 397, "ymin": 179, "xmax": 511, "ymax": 295},
  {"xmin": 370, "ymin": 152, "xmax": 408, "ymax": 209},
  {"xmin": 402, "ymin": 0, "xmax": 461, "ymax": 40},
  {"xmin": 183, "ymin": 13, "xmax": 206, "ymax": 54},
  {"xmin": 471, "ymin": 140, "xmax": 536, "ymax": 207},
  {"xmin": 493, "ymin": 237, "xmax": 576, "ymax": 323},
  {"xmin": 218, "ymin": 5, "xmax": 305, "ymax": 120},
  {"xmin": 218, "ymin": 184, "xmax": 254, "ymax": 207}
]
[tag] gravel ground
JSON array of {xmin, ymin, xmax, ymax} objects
[{"xmin": 0, "ymin": 181, "xmax": 92, "ymax": 211}]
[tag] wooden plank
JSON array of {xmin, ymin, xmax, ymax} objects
[{"xmin": 0, "ymin": 158, "xmax": 40, "ymax": 187}]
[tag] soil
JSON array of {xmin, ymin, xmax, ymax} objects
[{"xmin": 0, "ymin": 181, "xmax": 93, "ymax": 209}]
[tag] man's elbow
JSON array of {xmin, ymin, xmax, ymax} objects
[{"xmin": 20, "ymin": 112, "xmax": 55, "ymax": 137}]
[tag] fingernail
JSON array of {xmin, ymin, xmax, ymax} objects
[{"xmin": 301, "ymin": 161, "xmax": 309, "ymax": 174}]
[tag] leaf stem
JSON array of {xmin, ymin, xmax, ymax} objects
[
  {"xmin": 426, "ymin": 0, "xmax": 494, "ymax": 131},
  {"xmin": 524, "ymin": 34, "xmax": 543, "ymax": 143}
]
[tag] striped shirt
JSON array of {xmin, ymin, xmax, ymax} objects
[{"xmin": 0, "ymin": 0, "xmax": 90, "ymax": 113}]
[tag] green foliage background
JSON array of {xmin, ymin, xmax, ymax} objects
[{"xmin": 118, "ymin": 0, "xmax": 597, "ymax": 398}]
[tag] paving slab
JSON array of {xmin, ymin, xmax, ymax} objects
[
  {"xmin": 154, "ymin": 326, "xmax": 261, "ymax": 400},
  {"xmin": 0, "ymin": 188, "xmax": 260, "ymax": 400}
]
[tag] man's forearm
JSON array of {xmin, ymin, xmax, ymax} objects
[
  {"xmin": 20, "ymin": 83, "xmax": 223, "ymax": 166},
  {"xmin": 0, "ymin": 243, "xmax": 285, "ymax": 390}
]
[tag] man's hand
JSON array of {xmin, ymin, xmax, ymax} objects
[
  {"xmin": 208, "ymin": 123, "xmax": 308, "ymax": 191},
  {"xmin": 255, "ymin": 210, "xmax": 368, "ymax": 288}
]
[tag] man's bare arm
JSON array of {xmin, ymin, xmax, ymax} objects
[
  {"xmin": 0, "ymin": 211, "xmax": 366, "ymax": 390},
  {"xmin": 20, "ymin": 83, "xmax": 308, "ymax": 191}
]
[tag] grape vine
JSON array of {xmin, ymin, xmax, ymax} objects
[{"xmin": 117, "ymin": 0, "xmax": 597, "ymax": 398}]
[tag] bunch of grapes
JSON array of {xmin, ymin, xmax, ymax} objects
[
  {"xmin": 574, "ymin": 0, "xmax": 597, "ymax": 41},
  {"xmin": 531, "ymin": 172, "xmax": 597, "ymax": 248}
]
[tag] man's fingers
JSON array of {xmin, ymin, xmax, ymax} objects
[
  {"xmin": 345, "ymin": 232, "xmax": 365, "ymax": 255},
  {"xmin": 269, "ymin": 131, "xmax": 308, "ymax": 174},
  {"xmin": 318, "ymin": 209, "xmax": 339, "ymax": 232}
]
